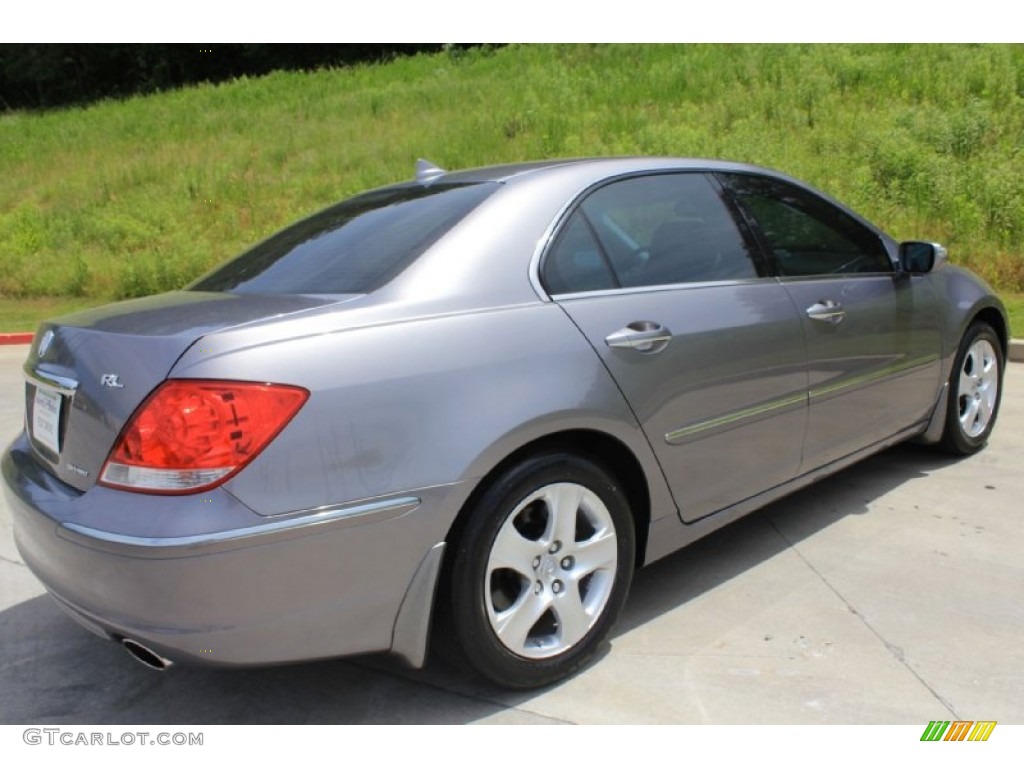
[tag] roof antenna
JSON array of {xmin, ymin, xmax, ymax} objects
[{"xmin": 415, "ymin": 158, "xmax": 446, "ymax": 184}]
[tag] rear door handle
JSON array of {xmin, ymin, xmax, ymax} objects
[
  {"xmin": 605, "ymin": 321, "xmax": 673, "ymax": 353},
  {"xmin": 806, "ymin": 300, "xmax": 845, "ymax": 324}
]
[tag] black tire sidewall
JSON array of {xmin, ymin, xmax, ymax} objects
[{"xmin": 448, "ymin": 452, "xmax": 635, "ymax": 689}]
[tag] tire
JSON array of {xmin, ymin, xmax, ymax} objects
[
  {"xmin": 940, "ymin": 322, "xmax": 1003, "ymax": 455},
  {"xmin": 444, "ymin": 452, "xmax": 635, "ymax": 689}
]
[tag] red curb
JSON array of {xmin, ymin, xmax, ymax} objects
[{"xmin": 0, "ymin": 333, "xmax": 34, "ymax": 345}]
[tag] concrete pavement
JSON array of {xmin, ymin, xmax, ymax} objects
[{"xmin": 0, "ymin": 345, "xmax": 1021, "ymax": 724}]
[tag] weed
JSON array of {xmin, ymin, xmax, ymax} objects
[{"xmin": 2, "ymin": 43, "xmax": 1023, "ymax": 300}]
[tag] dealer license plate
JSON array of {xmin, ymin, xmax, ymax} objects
[{"xmin": 32, "ymin": 386, "xmax": 62, "ymax": 455}]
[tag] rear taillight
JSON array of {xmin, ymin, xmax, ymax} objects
[{"xmin": 99, "ymin": 380, "xmax": 309, "ymax": 494}]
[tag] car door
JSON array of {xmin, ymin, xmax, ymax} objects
[
  {"xmin": 719, "ymin": 173, "xmax": 943, "ymax": 470},
  {"xmin": 542, "ymin": 172, "xmax": 808, "ymax": 522}
]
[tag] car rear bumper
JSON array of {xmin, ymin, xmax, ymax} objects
[{"xmin": 3, "ymin": 434, "xmax": 462, "ymax": 668}]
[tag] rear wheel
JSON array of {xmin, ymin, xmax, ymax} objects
[
  {"xmin": 444, "ymin": 453, "xmax": 634, "ymax": 689},
  {"xmin": 940, "ymin": 322, "xmax": 1003, "ymax": 455}
]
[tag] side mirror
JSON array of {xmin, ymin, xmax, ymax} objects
[{"xmin": 899, "ymin": 241, "xmax": 947, "ymax": 274}]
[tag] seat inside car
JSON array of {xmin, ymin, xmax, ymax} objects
[{"xmin": 644, "ymin": 218, "xmax": 723, "ymax": 284}]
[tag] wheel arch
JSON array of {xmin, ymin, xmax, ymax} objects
[
  {"xmin": 443, "ymin": 429, "xmax": 653, "ymax": 573},
  {"xmin": 916, "ymin": 301, "xmax": 1007, "ymax": 447},
  {"xmin": 972, "ymin": 305, "xmax": 1008, "ymax": 361},
  {"xmin": 427, "ymin": 428, "xmax": 654, "ymax": 685},
  {"xmin": 396, "ymin": 428, "xmax": 662, "ymax": 672}
]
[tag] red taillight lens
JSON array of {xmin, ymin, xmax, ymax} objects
[{"xmin": 99, "ymin": 380, "xmax": 309, "ymax": 494}]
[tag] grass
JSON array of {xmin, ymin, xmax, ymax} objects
[
  {"xmin": 1002, "ymin": 293, "xmax": 1024, "ymax": 339},
  {"xmin": 2, "ymin": 44, "xmax": 1023, "ymax": 321}
]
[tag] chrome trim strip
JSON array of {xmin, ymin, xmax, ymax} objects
[
  {"xmin": 646, "ymin": 420, "xmax": 930, "ymax": 561},
  {"xmin": 809, "ymin": 354, "xmax": 939, "ymax": 400},
  {"xmin": 778, "ymin": 271, "xmax": 897, "ymax": 282},
  {"xmin": 23, "ymin": 365, "xmax": 79, "ymax": 396},
  {"xmin": 551, "ymin": 276, "xmax": 772, "ymax": 302},
  {"xmin": 665, "ymin": 354, "xmax": 940, "ymax": 444},
  {"xmin": 527, "ymin": 196, "xmax": 577, "ymax": 303},
  {"xmin": 59, "ymin": 496, "xmax": 421, "ymax": 550},
  {"xmin": 665, "ymin": 392, "xmax": 807, "ymax": 443}
]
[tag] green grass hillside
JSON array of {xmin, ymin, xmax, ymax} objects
[{"xmin": 2, "ymin": 44, "xmax": 1023, "ymax": 316}]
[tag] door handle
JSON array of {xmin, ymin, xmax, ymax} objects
[
  {"xmin": 605, "ymin": 321, "xmax": 673, "ymax": 353},
  {"xmin": 806, "ymin": 300, "xmax": 845, "ymax": 324}
]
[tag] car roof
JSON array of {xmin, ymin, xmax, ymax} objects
[
  {"xmin": 429, "ymin": 157, "xmax": 886, "ymax": 247},
  {"xmin": 419, "ymin": 157, "xmax": 779, "ymax": 185},
  {"xmin": 380, "ymin": 156, "xmax": 898, "ymax": 308}
]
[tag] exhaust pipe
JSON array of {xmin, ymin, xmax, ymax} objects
[{"xmin": 122, "ymin": 638, "xmax": 174, "ymax": 671}]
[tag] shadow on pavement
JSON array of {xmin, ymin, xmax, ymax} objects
[
  {"xmin": 0, "ymin": 443, "xmax": 957, "ymax": 724},
  {"xmin": 618, "ymin": 441, "xmax": 958, "ymax": 635}
]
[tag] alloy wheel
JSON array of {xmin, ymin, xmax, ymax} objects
[
  {"xmin": 484, "ymin": 482, "xmax": 618, "ymax": 659},
  {"xmin": 958, "ymin": 338, "xmax": 999, "ymax": 438}
]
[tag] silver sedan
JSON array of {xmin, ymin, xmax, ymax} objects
[{"xmin": 3, "ymin": 157, "xmax": 1006, "ymax": 688}]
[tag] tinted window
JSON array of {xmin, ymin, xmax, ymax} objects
[
  {"xmin": 191, "ymin": 182, "xmax": 497, "ymax": 295},
  {"xmin": 542, "ymin": 211, "xmax": 618, "ymax": 294},
  {"xmin": 720, "ymin": 174, "xmax": 892, "ymax": 276},
  {"xmin": 543, "ymin": 173, "xmax": 760, "ymax": 294}
]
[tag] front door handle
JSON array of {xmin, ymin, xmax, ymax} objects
[
  {"xmin": 605, "ymin": 321, "xmax": 673, "ymax": 353},
  {"xmin": 806, "ymin": 300, "xmax": 846, "ymax": 324}
]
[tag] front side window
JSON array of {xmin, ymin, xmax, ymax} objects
[
  {"xmin": 541, "ymin": 173, "xmax": 761, "ymax": 294},
  {"xmin": 719, "ymin": 174, "xmax": 892, "ymax": 277},
  {"xmin": 191, "ymin": 182, "xmax": 497, "ymax": 295}
]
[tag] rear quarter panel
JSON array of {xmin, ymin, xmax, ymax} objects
[{"xmin": 170, "ymin": 302, "xmax": 675, "ymax": 540}]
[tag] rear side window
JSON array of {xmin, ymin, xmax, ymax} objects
[
  {"xmin": 542, "ymin": 211, "xmax": 618, "ymax": 294},
  {"xmin": 191, "ymin": 182, "xmax": 497, "ymax": 295}
]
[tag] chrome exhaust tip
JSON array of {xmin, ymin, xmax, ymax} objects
[{"xmin": 122, "ymin": 638, "xmax": 173, "ymax": 671}]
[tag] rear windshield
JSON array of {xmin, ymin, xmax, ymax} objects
[{"xmin": 190, "ymin": 182, "xmax": 497, "ymax": 295}]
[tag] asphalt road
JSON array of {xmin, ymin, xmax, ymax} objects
[{"xmin": 1, "ymin": 345, "xmax": 1021, "ymax": 724}]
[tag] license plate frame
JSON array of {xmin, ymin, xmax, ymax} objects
[{"xmin": 32, "ymin": 386, "xmax": 63, "ymax": 456}]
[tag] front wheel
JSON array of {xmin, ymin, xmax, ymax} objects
[
  {"xmin": 940, "ymin": 322, "xmax": 1003, "ymax": 455},
  {"xmin": 444, "ymin": 453, "xmax": 635, "ymax": 689}
]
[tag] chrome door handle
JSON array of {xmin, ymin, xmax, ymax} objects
[
  {"xmin": 806, "ymin": 300, "xmax": 845, "ymax": 324},
  {"xmin": 605, "ymin": 321, "xmax": 673, "ymax": 353}
]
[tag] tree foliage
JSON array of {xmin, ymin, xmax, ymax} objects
[{"xmin": 0, "ymin": 44, "xmax": 446, "ymax": 111}]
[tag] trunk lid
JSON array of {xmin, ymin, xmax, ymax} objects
[{"xmin": 23, "ymin": 291, "xmax": 352, "ymax": 492}]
